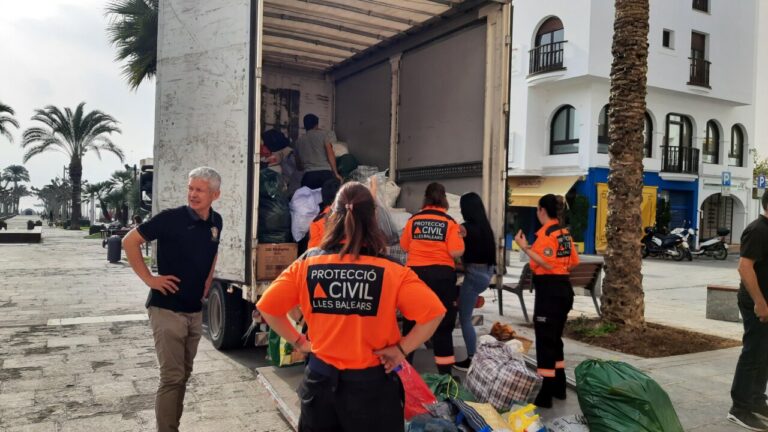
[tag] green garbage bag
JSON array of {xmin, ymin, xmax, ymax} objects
[
  {"xmin": 258, "ymin": 169, "xmax": 292, "ymax": 243},
  {"xmin": 336, "ymin": 154, "xmax": 359, "ymax": 179},
  {"xmin": 575, "ymin": 360, "xmax": 683, "ymax": 432},
  {"xmin": 422, "ymin": 373, "xmax": 476, "ymax": 402}
]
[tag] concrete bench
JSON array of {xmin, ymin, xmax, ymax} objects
[{"xmin": 706, "ymin": 285, "xmax": 741, "ymax": 322}]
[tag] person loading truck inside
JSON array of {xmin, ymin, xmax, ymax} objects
[
  {"xmin": 257, "ymin": 182, "xmax": 445, "ymax": 432},
  {"xmin": 295, "ymin": 114, "xmax": 342, "ymax": 189}
]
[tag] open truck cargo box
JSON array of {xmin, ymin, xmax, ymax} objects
[{"xmin": 155, "ymin": 0, "xmax": 511, "ymax": 428}]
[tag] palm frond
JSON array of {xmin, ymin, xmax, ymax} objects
[
  {"xmin": 0, "ymin": 102, "xmax": 20, "ymax": 143},
  {"xmin": 106, "ymin": 0, "xmax": 158, "ymax": 90}
]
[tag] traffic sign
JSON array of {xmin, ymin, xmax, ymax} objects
[
  {"xmin": 758, "ymin": 175, "xmax": 767, "ymax": 190},
  {"xmin": 722, "ymin": 171, "xmax": 732, "ymax": 187}
]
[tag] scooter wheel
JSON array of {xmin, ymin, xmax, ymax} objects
[
  {"xmin": 672, "ymin": 245, "xmax": 686, "ymax": 261},
  {"xmin": 714, "ymin": 246, "xmax": 728, "ymax": 260},
  {"xmin": 641, "ymin": 245, "xmax": 649, "ymax": 258}
]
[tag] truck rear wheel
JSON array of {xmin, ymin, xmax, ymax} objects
[{"xmin": 208, "ymin": 281, "xmax": 245, "ymax": 350}]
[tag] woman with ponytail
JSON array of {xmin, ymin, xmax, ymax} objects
[
  {"xmin": 257, "ymin": 182, "xmax": 445, "ymax": 432},
  {"xmin": 514, "ymin": 193, "xmax": 579, "ymax": 408},
  {"xmin": 400, "ymin": 182, "xmax": 465, "ymax": 375}
]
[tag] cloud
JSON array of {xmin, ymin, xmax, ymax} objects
[{"xmin": 0, "ymin": 0, "xmax": 155, "ymax": 211}]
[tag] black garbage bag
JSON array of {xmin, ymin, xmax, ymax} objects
[
  {"xmin": 576, "ymin": 360, "xmax": 683, "ymax": 432},
  {"xmin": 258, "ymin": 168, "xmax": 292, "ymax": 243}
]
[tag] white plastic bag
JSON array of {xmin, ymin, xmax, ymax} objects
[
  {"xmin": 445, "ymin": 193, "xmax": 463, "ymax": 224},
  {"xmin": 367, "ymin": 172, "xmax": 401, "ymax": 208},
  {"xmin": 547, "ymin": 415, "xmax": 590, "ymax": 432},
  {"xmin": 289, "ymin": 187, "xmax": 322, "ymax": 241}
]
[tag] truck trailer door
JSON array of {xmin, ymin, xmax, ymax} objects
[{"xmin": 154, "ymin": 0, "xmax": 258, "ymax": 283}]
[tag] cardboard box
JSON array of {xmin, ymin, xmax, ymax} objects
[{"xmin": 255, "ymin": 243, "xmax": 298, "ymax": 280}]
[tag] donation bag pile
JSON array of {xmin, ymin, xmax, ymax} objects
[{"xmin": 575, "ymin": 360, "xmax": 683, "ymax": 432}]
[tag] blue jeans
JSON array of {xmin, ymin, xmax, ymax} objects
[{"xmin": 459, "ymin": 264, "xmax": 494, "ymax": 358}]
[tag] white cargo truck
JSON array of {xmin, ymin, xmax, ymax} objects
[{"xmin": 153, "ymin": 0, "xmax": 511, "ymax": 424}]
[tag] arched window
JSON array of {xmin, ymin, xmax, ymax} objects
[
  {"xmin": 531, "ymin": 17, "xmax": 565, "ymax": 74},
  {"xmin": 703, "ymin": 120, "xmax": 720, "ymax": 164},
  {"xmin": 643, "ymin": 112, "xmax": 653, "ymax": 158},
  {"xmin": 535, "ymin": 17, "xmax": 564, "ymax": 46},
  {"xmin": 551, "ymin": 105, "xmax": 579, "ymax": 155},
  {"xmin": 597, "ymin": 105, "xmax": 653, "ymax": 157},
  {"xmin": 597, "ymin": 105, "xmax": 610, "ymax": 153},
  {"xmin": 665, "ymin": 114, "xmax": 693, "ymax": 148},
  {"xmin": 730, "ymin": 125, "xmax": 745, "ymax": 167},
  {"xmin": 663, "ymin": 114, "xmax": 696, "ymax": 174}
]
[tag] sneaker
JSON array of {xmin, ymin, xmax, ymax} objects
[
  {"xmin": 728, "ymin": 408, "xmax": 768, "ymax": 431},
  {"xmin": 453, "ymin": 358, "xmax": 472, "ymax": 372},
  {"xmin": 753, "ymin": 405, "xmax": 768, "ymax": 421}
]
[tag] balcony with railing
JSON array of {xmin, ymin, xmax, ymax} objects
[
  {"xmin": 688, "ymin": 57, "xmax": 711, "ymax": 88},
  {"xmin": 529, "ymin": 41, "xmax": 566, "ymax": 75},
  {"xmin": 661, "ymin": 145, "xmax": 699, "ymax": 175}
]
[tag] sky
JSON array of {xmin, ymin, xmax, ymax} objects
[{"xmin": 0, "ymin": 0, "xmax": 155, "ymax": 210}]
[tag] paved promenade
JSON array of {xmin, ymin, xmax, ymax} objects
[{"xmin": 0, "ymin": 217, "xmax": 290, "ymax": 432}]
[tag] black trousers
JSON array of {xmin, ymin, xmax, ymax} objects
[
  {"xmin": 731, "ymin": 289, "xmax": 768, "ymax": 411},
  {"xmin": 301, "ymin": 170, "xmax": 334, "ymax": 189},
  {"xmin": 297, "ymin": 357, "xmax": 404, "ymax": 432},
  {"xmin": 533, "ymin": 275, "xmax": 574, "ymax": 398},
  {"xmin": 403, "ymin": 265, "xmax": 458, "ymax": 373}
]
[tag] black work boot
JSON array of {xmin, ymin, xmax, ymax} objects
[
  {"xmin": 534, "ymin": 378, "xmax": 554, "ymax": 409},
  {"xmin": 437, "ymin": 364, "xmax": 454, "ymax": 375},
  {"xmin": 553, "ymin": 369, "xmax": 567, "ymax": 400}
]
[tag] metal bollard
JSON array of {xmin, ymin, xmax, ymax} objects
[{"xmin": 106, "ymin": 235, "xmax": 122, "ymax": 263}]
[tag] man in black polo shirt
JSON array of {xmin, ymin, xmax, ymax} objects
[
  {"xmin": 729, "ymin": 191, "xmax": 768, "ymax": 431},
  {"xmin": 123, "ymin": 166, "xmax": 223, "ymax": 432}
]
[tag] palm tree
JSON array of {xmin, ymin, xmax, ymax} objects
[
  {"xmin": 110, "ymin": 168, "xmax": 136, "ymax": 225},
  {"xmin": 11, "ymin": 185, "xmax": 31, "ymax": 215},
  {"xmin": 105, "ymin": 0, "xmax": 158, "ymax": 90},
  {"xmin": 83, "ymin": 181, "xmax": 114, "ymax": 221},
  {"xmin": 22, "ymin": 103, "xmax": 123, "ymax": 230},
  {"xmin": 0, "ymin": 101, "xmax": 19, "ymax": 143},
  {"xmin": 2, "ymin": 165, "xmax": 30, "ymax": 214},
  {"xmin": 601, "ymin": 0, "xmax": 650, "ymax": 329},
  {"xmin": 35, "ymin": 178, "xmax": 73, "ymax": 223}
]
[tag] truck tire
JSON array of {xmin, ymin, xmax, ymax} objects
[{"xmin": 208, "ymin": 281, "xmax": 245, "ymax": 350}]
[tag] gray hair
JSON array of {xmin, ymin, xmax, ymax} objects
[{"xmin": 189, "ymin": 167, "xmax": 222, "ymax": 191}]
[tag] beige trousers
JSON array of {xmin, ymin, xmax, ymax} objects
[{"xmin": 148, "ymin": 306, "xmax": 203, "ymax": 432}]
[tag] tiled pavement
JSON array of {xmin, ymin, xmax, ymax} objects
[{"xmin": 0, "ymin": 217, "xmax": 289, "ymax": 431}]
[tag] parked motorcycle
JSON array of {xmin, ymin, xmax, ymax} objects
[
  {"xmin": 641, "ymin": 226, "xmax": 686, "ymax": 261},
  {"xmin": 675, "ymin": 226, "xmax": 729, "ymax": 260}
]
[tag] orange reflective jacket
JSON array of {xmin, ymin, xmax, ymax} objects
[
  {"xmin": 308, "ymin": 207, "xmax": 330, "ymax": 249},
  {"xmin": 530, "ymin": 220, "xmax": 579, "ymax": 275},
  {"xmin": 400, "ymin": 206, "xmax": 464, "ymax": 268},
  {"xmin": 257, "ymin": 250, "xmax": 446, "ymax": 370}
]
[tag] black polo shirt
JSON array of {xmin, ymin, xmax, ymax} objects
[
  {"xmin": 138, "ymin": 206, "xmax": 223, "ymax": 313},
  {"xmin": 740, "ymin": 215, "xmax": 768, "ymax": 299}
]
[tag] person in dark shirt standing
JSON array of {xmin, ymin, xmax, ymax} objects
[
  {"xmin": 123, "ymin": 167, "xmax": 223, "ymax": 432},
  {"xmin": 453, "ymin": 192, "xmax": 496, "ymax": 372},
  {"xmin": 728, "ymin": 191, "xmax": 768, "ymax": 431}
]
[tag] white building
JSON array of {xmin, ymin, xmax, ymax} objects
[{"xmin": 507, "ymin": 0, "xmax": 757, "ymax": 253}]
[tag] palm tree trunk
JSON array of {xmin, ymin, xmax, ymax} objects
[
  {"xmin": 69, "ymin": 158, "xmax": 83, "ymax": 230},
  {"xmin": 601, "ymin": 0, "xmax": 650, "ymax": 329}
]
